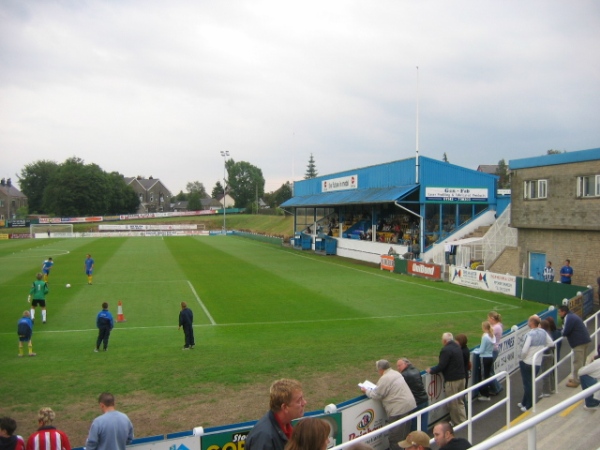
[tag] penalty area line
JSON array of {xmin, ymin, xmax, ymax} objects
[{"xmin": 187, "ymin": 280, "xmax": 216, "ymax": 325}]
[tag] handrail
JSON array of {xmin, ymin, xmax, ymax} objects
[
  {"xmin": 530, "ymin": 336, "xmax": 566, "ymax": 412},
  {"xmin": 469, "ymin": 382, "xmax": 600, "ymax": 449},
  {"xmin": 329, "ymin": 371, "xmax": 510, "ymax": 450}
]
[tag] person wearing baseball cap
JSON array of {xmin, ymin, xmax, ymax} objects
[{"xmin": 398, "ymin": 430, "xmax": 431, "ymax": 449}]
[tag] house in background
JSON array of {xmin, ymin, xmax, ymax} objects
[
  {"xmin": 215, "ymin": 193, "xmax": 235, "ymax": 209},
  {"xmin": 124, "ymin": 176, "xmax": 172, "ymax": 213},
  {"xmin": 202, "ymin": 197, "xmax": 223, "ymax": 210},
  {"xmin": 0, "ymin": 178, "xmax": 27, "ymax": 221},
  {"xmin": 509, "ymin": 147, "xmax": 600, "ymax": 288}
]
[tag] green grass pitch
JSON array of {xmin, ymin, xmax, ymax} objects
[{"xmin": 0, "ymin": 235, "xmax": 544, "ymax": 435}]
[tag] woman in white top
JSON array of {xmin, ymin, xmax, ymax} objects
[
  {"xmin": 487, "ymin": 311, "xmax": 504, "ymax": 395},
  {"xmin": 476, "ymin": 321, "xmax": 496, "ymax": 401}
]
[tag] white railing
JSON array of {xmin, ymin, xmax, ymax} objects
[
  {"xmin": 469, "ymin": 382, "xmax": 600, "ymax": 449},
  {"xmin": 330, "ymin": 371, "xmax": 510, "ymax": 450},
  {"xmin": 481, "ymin": 206, "xmax": 517, "ymax": 270}
]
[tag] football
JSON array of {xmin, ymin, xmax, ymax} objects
[{"xmin": 66, "ymin": 283, "xmax": 71, "ymax": 288}]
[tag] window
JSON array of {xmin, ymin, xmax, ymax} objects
[
  {"xmin": 577, "ymin": 175, "xmax": 600, "ymax": 197},
  {"xmin": 524, "ymin": 180, "xmax": 547, "ymax": 199},
  {"xmin": 150, "ymin": 192, "xmax": 154, "ymax": 202}
]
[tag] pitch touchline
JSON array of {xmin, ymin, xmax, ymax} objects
[
  {"xmin": 0, "ymin": 306, "xmax": 517, "ymax": 335},
  {"xmin": 187, "ymin": 280, "xmax": 216, "ymax": 325}
]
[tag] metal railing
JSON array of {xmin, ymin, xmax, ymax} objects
[
  {"xmin": 469, "ymin": 382, "xmax": 600, "ymax": 449},
  {"xmin": 329, "ymin": 371, "xmax": 510, "ymax": 450}
]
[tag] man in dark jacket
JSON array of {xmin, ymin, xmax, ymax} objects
[
  {"xmin": 95, "ymin": 302, "xmax": 114, "ymax": 352},
  {"xmin": 426, "ymin": 332, "xmax": 467, "ymax": 425},
  {"xmin": 397, "ymin": 358, "xmax": 429, "ymax": 432},
  {"xmin": 246, "ymin": 379, "xmax": 306, "ymax": 450},
  {"xmin": 559, "ymin": 305, "xmax": 591, "ymax": 387},
  {"xmin": 178, "ymin": 302, "xmax": 195, "ymax": 349},
  {"xmin": 433, "ymin": 422, "xmax": 471, "ymax": 449}
]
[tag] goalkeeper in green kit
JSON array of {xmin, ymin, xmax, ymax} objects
[{"xmin": 29, "ymin": 272, "xmax": 49, "ymax": 324}]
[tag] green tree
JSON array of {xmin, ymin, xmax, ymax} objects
[
  {"xmin": 187, "ymin": 191, "xmax": 202, "ymax": 211},
  {"xmin": 174, "ymin": 190, "xmax": 187, "ymax": 201},
  {"xmin": 18, "ymin": 160, "xmax": 59, "ymax": 214},
  {"xmin": 273, "ymin": 182, "xmax": 293, "ymax": 207},
  {"xmin": 304, "ymin": 153, "xmax": 318, "ymax": 179},
  {"xmin": 42, "ymin": 157, "xmax": 110, "ymax": 216},
  {"xmin": 106, "ymin": 171, "xmax": 139, "ymax": 214},
  {"xmin": 211, "ymin": 181, "xmax": 224, "ymax": 199},
  {"xmin": 226, "ymin": 159, "xmax": 265, "ymax": 209},
  {"xmin": 186, "ymin": 181, "xmax": 207, "ymax": 198},
  {"xmin": 495, "ymin": 159, "xmax": 510, "ymax": 189}
]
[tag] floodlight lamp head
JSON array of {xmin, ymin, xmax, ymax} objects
[{"xmin": 220, "ymin": 150, "xmax": 230, "ymax": 157}]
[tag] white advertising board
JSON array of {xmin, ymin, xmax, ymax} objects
[{"xmin": 449, "ymin": 266, "xmax": 517, "ymax": 296}]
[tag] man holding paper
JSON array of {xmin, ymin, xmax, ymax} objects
[{"xmin": 360, "ymin": 359, "xmax": 416, "ymax": 450}]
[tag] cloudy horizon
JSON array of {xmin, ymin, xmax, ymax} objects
[{"xmin": 1, "ymin": 0, "xmax": 599, "ymax": 197}]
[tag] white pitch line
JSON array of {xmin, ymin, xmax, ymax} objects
[
  {"xmin": 187, "ymin": 280, "xmax": 216, "ymax": 325},
  {"xmin": 0, "ymin": 307, "xmax": 511, "ymax": 335}
]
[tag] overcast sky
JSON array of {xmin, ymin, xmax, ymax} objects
[{"xmin": 1, "ymin": 1, "xmax": 599, "ymax": 197}]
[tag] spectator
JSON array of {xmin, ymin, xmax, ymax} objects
[
  {"xmin": 347, "ymin": 443, "xmax": 374, "ymax": 450},
  {"xmin": 85, "ymin": 392, "xmax": 134, "ymax": 450},
  {"xmin": 178, "ymin": 301, "xmax": 195, "ymax": 350},
  {"xmin": 398, "ymin": 430, "xmax": 431, "ymax": 449},
  {"xmin": 455, "ymin": 334, "xmax": 471, "ymax": 391},
  {"xmin": 361, "ymin": 360, "xmax": 416, "ymax": 450},
  {"xmin": 95, "ymin": 302, "xmax": 114, "ymax": 352},
  {"xmin": 396, "ymin": 358, "xmax": 429, "ymax": 432},
  {"xmin": 559, "ymin": 305, "xmax": 591, "ymax": 387},
  {"xmin": 559, "ymin": 259, "xmax": 573, "ymax": 284},
  {"xmin": 432, "ymin": 422, "xmax": 471, "ymax": 450},
  {"xmin": 0, "ymin": 417, "xmax": 25, "ymax": 450},
  {"xmin": 284, "ymin": 418, "xmax": 329, "ymax": 450},
  {"xmin": 26, "ymin": 407, "xmax": 71, "ymax": 450},
  {"xmin": 518, "ymin": 315, "xmax": 554, "ymax": 412},
  {"xmin": 545, "ymin": 317, "xmax": 562, "ymax": 359},
  {"xmin": 578, "ymin": 357, "xmax": 600, "ymax": 410},
  {"xmin": 246, "ymin": 379, "xmax": 307, "ymax": 450},
  {"xmin": 473, "ymin": 321, "xmax": 495, "ymax": 401},
  {"xmin": 486, "ymin": 311, "xmax": 503, "ymax": 395},
  {"xmin": 539, "ymin": 320, "xmax": 557, "ymax": 398},
  {"xmin": 427, "ymin": 333, "xmax": 467, "ymax": 425},
  {"xmin": 17, "ymin": 311, "xmax": 35, "ymax": 357},
  {"xmin": 543, "ymin": 261, "xmax": 554, "ymax": 282}
]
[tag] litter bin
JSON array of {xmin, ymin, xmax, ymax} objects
[
  {"xmin": 325, "ymin": 237, "xmax": 337, "ymax": 255},
  {"xmin": 315, "ymin": 237, "xmax": 325, "ymax": 252},
  {"xmin": 294, "ymin": 233, "xmax": 302, "ymax": 249},
  {"xmin": 301, "ymin": 233, "xmax": 313, "ymax": 250}
]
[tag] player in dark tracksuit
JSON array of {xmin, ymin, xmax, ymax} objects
[
  {"xmin": 95, "ymin": 302, "xmax": 114, "ymax": 352},
  {"xmin": 179, "ymin": 302, "xmax": 195, "ymax": 349}
]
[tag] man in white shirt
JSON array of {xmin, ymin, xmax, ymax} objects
[{"xmin": 579, "ymin": 358, "xmax": 600, "ymax": 410}]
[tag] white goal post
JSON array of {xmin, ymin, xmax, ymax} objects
[{"xmin": 30, "ymin": 223, "xmax": 74, "ymax": 238}]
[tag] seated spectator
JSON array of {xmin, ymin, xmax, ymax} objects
[
  {"xmin": 284, "ymin": 418, "xmax": 330, "ymax": 450},
  {"xmin": 398, "ymin": 431, "xmax": 431, "ymax": 449},
  {"xmin": 578, "ymin": 357, "xmax": 600, "ymax": 410},
  {"xmin": 0, "ymin": 417, "xmax": 25, "ymax": 450},
  {"xmin": 26, "ymin": 407, "xmax": 71, "ymax": 450},
  {"xmin": 432, "ymin": 422, "xmax": 471, "ymax": 449}
]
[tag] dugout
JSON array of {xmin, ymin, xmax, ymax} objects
[{"xmin": 281, "ymin": 156, "xmax": 500, "ymax": 262}]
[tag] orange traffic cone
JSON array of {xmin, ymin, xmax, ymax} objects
[{"xmin": 117, "ymin": 300, "xmax": 127, "ymax": 322}]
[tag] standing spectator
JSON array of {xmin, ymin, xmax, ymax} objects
[
  {"xmin": 85, "ymin": 254, "xmax": 95, "ymax": 285},
  {"xmin": 473, "ymin": 321, "xmax": 495, "ymax": 401},
  {"xmin": 559, "ymin": 305, "xmax": 591, "ymax": 387},
  {"xmin": 246, "ymin": 379, "xmax": 307, "ymax": 450},
  {"xmin": 487, "ymin": 311, "xmax": 504, "ymax": 395},
  {"xmin": 412, "ymin": 241, "xmax": 420, "ymax": 260},
  {"xmin": 95, "ymin": 302, "xmax": 114, "ymax": 352},
  {"xmin": 426, "ymin": 333, "xmax": 467, "ymax": 425},
  {"xmin": 29, "ymin": 273, "xmax": 49, "ymax": 324},
  {"xmin": 559, "ymin": 259, "xmax": 573, "ymax": 284},
  {"xmin": 284, "ymin": 417, "xmax": 329, "ymax": 450},
  {"xmin": 546, "ymin": 317, "xmax": 562, "ymax": 360},
  {"xmin": 578, "ymin": 357, "xmax": 600, "ymax": 410},
  {"xmin": 17, "ymin": 311, "xmax": 35, "ymax": 357},
  {"xmin": 26, "ymin": 407, "xmax": 71, "ymax": 450},
  {"xmin": 178, "ymin": 302, "xmax": 195, "ymax": 350},
  {"xmin": 455, "ymin": 334, "xmax": 471, "ymax": 391},
  {"xmin": 398, "ymin": 430, "xmax": 431, "ymax": 449},
  {"xmin": 41, "ymin": 257, "xmax": 54, "ymax": 283},
  {"xmin": 396, "ymin": 358, "xmax": 429, "ymax": 432},
  {"xmin": 85, "ymin": 392, "xmax": 134, "ymax": 450},
  {"xmin": 432, "ymin": 422, "xmax": 471, "ymax": 450},
  {"xmin": 542, "ymin": 261, "xmax": 554, "ymax": 282},
  {"xmin": 518, "ymin": 315, "xmax": 554, "ymax": 412},
  {"xmin": 361, "ymin": 360, "xmax": 416, "ymax": 450},
  {"xmin": 539, "ymin": 319, "xmax": 558, "ymax": 398},
  {"xmin": 0, "ymin": 417, "xmax": 25, "ymax": 450}
]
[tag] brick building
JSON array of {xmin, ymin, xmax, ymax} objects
[
  {"xmin": 0, "ymin": 178, "xmax": 27, "ymax": 221},
  {"xmin": 509, "ymin": 147, "xmax": 600, "ymax": 289}
]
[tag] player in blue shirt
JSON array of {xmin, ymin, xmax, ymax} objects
[
  {"xmin": 41, "ymin": 257, "xmax": 54, "ymax": 282},
  {"xmin": 95, "ymin": 302, "xmax": 114, "ymax": 352},
  {"xmin": 17, "ymin": 310, "xmax": 35, "ymax": 357},
  {"xmin": 560, "ymin": 259, "xmax": 574, "ymax": 284},
  {"xmin": 85, "ymin": 254, "xmax": 95, "ymax": 285}
]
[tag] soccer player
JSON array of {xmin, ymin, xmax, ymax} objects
[
  {"xmin": 29, "ymin": 273, "xmax": 49, "ymax": 324},
  {"xmin": 41, "ymin": 257, "xmax": 54, "ymax": 283},
  {"xmin": 85, "ymin": 254, "xmax": 95, "ymax": 285},
  {"xmin": 17, "ymin": 311, "xmax": 35, "ymax": 357}
]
